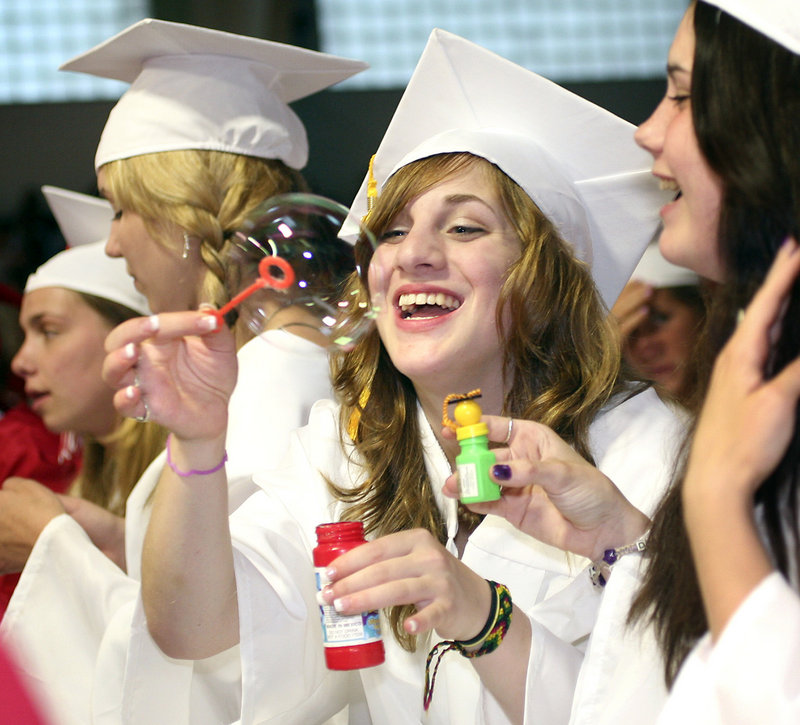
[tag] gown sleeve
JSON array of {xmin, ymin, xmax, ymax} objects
[{"xmin": 657, "ymin": 572, "xmax": 800, "ymax": 725}]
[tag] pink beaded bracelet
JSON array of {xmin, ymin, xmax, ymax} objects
[{"xmin": 166, "ymin": 434, "xmax": 228, "ymax": 477}]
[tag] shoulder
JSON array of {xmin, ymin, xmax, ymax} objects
[
  {"xmin": 589, "ymin": 387, "xmax": 687, "ymax": 514},
  {"xmin": 590, "ymin": 386, "xmax": 685, "ymax": 450}
]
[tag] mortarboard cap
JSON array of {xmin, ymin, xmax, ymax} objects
[
  {"xmin": 346, "ymin": 29, "xmax": 669, "ymax": 307},
  {"xmin": 630, "ymin": 242, "xmax": 699, "ymax": 288},
  {"xmin": 60, "ymin": 18, "xmax": 368, "ymax": 171},
  {"xmin": 30, "ymin": 186, "xmax": 151, "ymax": 315},
  {"xmin": 702, "ymin": 0, "xmax": 800, "ymax": 55}
]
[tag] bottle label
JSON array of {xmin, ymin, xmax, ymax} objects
[
  {"xmin": 457, "ymin": 461, "xmax": 479, "ymax": 498},
  {"xmin": 315, "ymin": 568, "xmax": 382, "ymax": 647}
]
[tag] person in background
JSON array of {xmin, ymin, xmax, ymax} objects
[
  {"xmin": 611, "ymin": 241, "xmax": 708, "ymax": 408},
  {"xmin": 1, "ymin": 19, "xmax": 366, "ymax": 725},
  {"xmin": 109, "ymin": 29, "xmax": 679, "ymax": 724},
  {"xmin": 0, "ymin": 248, "xmax": 79, "ymax": 516},
  {"xmin": 0, "ymin": 186, "xmax": 161, "ymax": 617}
]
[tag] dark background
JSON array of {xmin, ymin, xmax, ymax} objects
[{"xmin": 0, "ymin": 0, "xmax": 665, "ymax": 286}]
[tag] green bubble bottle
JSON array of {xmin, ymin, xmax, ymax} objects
[{"xmin": 444, "ymin": 390, "xmax": 501, "ymax": 504}]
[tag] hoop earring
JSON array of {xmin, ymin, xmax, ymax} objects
[{"xmin": 182, "ymin": 232, "xmax": 191, "ymax": 260}]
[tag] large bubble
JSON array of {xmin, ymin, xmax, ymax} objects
[{"xmin": 217, "ymin": 193, "xmax": 379, "ymax": 351}]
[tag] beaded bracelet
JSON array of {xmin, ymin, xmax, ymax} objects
[
  {"xmin": 589, "ymin": 534, "xmax": 648, "ymax": 587},
  {"xmin": 165, "ymin": 434, "xmax": 228, "ymax": 478},
  {"xmin": 422, "ymin": 580, "xmax": 512, "ymax": 711}
]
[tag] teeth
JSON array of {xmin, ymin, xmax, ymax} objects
[
  {"xmin": 398, "ymin": 292, "xmax": 461, "ymax": 312},
  {"xmin": 659, "ymin": 178, "xmax": 680, "ymax": 192}
]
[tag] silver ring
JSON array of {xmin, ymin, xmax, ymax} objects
[
  {"xmin": 503, "ymin": 418, "xmax": 514, "ymax": 445},
  {"xmin": 133, "ymin": 397, "xmax": 150, "ymax": 423},
  {"xmin": 132, "ymin": 368, "xmax": 149, "ymax": 422}
]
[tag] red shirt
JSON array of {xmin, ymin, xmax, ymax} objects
[{"xmin": 0, "ymin": 403, "xmax": 81, "ymax": 616}]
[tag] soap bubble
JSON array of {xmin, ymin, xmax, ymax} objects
[{"xmin": 221, "ymin": 193, "xmax": 379, "ymax": 351}]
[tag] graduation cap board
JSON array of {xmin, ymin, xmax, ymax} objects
[
  {"xmin": 28, "ymin": 186, "xmax": 151, "ymax": 315},
  {"xmin": 702, "ymin": 0, "xmax": 800, "ymax": 55},
  {"xmin": 60, "ymin": 18, "xmax": 368, "ymax": 171},
  {"xmin": 345, "ymin": 28, "xmax": 671, "ymax": 308}
]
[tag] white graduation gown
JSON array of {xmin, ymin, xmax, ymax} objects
[
  {"xmin": 656, "ymin": 572, "xmax": 800, "ymax": 725},
  {"xmin": 219, "ymin": 387, "xmax": 682, "ymax": 724},
  {"xmin": 0, "ymin": 331, "xmax": 333, "ymax": 725}
]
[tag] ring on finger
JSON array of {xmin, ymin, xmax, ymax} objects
[
  {"xmin": 133, "ymin": 396, "xmax": 150, "ymax": 423},
  {"xmin": 503, "ymin": 418, "xmax": 514, "ymax": 445}
]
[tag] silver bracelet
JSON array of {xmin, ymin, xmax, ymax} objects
[{"xmin": 589, "ymin": 534, "xmax": 648, "ymax": 587}]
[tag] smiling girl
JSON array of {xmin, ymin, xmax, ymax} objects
[{"xmin": 100, "ymin": 30, "xmax": 681, "ymax": 724}]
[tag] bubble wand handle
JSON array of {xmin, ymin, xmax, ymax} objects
[{"xmin": 204, "ymin": 255, "xmax": 296, "ymax": 327}]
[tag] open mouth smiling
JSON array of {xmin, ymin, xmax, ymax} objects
[
  {"xmin": 397, "ymin": 291, "xmax": 461, "ymax": 320},
  {"xmin": 659, "ymin": 177, "xmax": 682, "ymax": 200}
]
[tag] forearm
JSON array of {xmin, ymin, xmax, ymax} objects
[
  {"xmin": 683, "ymin": 476, "xmax": 773, "ymax": 641},
  {"xmin": 471, "ymin": 604, "xmax": 531, "ymax": 724},
  {"xmin": 141, "ymin": 433, "xmax": 239, "ymax": 659}
]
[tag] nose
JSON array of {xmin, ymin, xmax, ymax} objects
[
  {"xmin": 634, "ymin": 97, "xmax": 673, "ymax": 159},
  {"xmin": 393, "ymin": 225, "xmax": 446, "ymax": 274},
  {"xmin": 10, "ymin": 338, "xmax": 34, "ymax": 379},
  {"xmin": 627, "ymin": 327, "xmax": 663, "ymax": 365},
  {"xmin": 105, "ymin": 227, "xmax": 122, "ymax": 258}
]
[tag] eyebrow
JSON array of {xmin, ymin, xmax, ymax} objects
[
  {"xmin": 24, "ymin": 311, "xmax": 67, "ymax": 327},
  {"xmin": 667, "ymin": 62, "xmax": 691, "ymax": 78},
  {"xmin": 443, "ymin": 193, "xmax": 494, "ymax": 210}
]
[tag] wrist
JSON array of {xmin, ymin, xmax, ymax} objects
[
  {"xmin": 166, "ymin": 434, "xmax": 228, "ymax": 478},
  {"xmin": 589, "ymin": 507, "xmax": 650, "ymax": 563},
  {"xmin": 589, "ymin": 532, "xmax": 649, "ymax": 588}
]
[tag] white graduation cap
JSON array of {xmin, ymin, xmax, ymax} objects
[
  {"xmin": 345, "ymin": 29, "xmax": 670, "ymax": 308},
  {"xmin": 60, "ymin": 18, "xmax": 368, "ymax": 171},
  {"xmin": 28, "ymin": 186, "xmax": 151, "ymax": 315},
  {"xmin": 630, "ymin": 242, "xmax": 699, "ymax": 288},
  {"xmin": 702, "ymin": 0, "xmax": 800, "ymax": 55}
]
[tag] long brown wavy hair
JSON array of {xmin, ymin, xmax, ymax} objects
[
  {"xmin": 630, "ymin": 1, "xmax": 800, "ymax": 685},
  {"xmin": 330, "ymin": 152, "xmax": 632, "ymax": 650}
]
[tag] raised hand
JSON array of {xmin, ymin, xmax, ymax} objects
[
  {"xmin": 610, "ymin": 279, "xmax": 653, "ymax": 340},
  {"xmin": 684, "ymin": 238, "xmax": 800, "ymax": 504},
  {"xmin": 682, "ymin": 239, "xmax": 800, "ymax": 638},
  {"xmin": 102, "ymin": 311, "xmax": 237, "ymax": 441},
  {"xmin": 442, "ymin": 416, "xmax": 649, "ymax": 562}
]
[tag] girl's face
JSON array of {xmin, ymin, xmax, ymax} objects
[
  {"xmin": 98, "ymin": 166, "xmax": 205, "ymax": 313},
  {"xmin": 369, "ymin": 163, "xmax": 521, "ymax": 394},
  {"xmin": 11, "ymin": 288, "xmax": 118, "ymax": 438},
  {"xmin": 634, "ymin": 7, "xmax": 725, "ymax": 282},
  {"xmin": 625, "ymin": 287, "xmax": 703, "ymax": 398}
]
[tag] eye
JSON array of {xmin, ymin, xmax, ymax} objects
[
  {"xmin": 667, "ymin": 93, "xmax": 690, "ymax": 107},
  {"xmin": 38, "ymin": 325, "xmax": 60, "ymax": 340},
  {"xmin": 112, "ymin": 209, "xmax": 123, "ymax": 221},
  {"xmin": 649, "ymin": 310, "xmax": 670, "ymax": 326},
  {"xmin": 379, "ymin": 229, "xmax": 406, "ymax": 244},
  {"xmin": 447, "ymin": 224, "xmax": 486, "ymax": 240}
]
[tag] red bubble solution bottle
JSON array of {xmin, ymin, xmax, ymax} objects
[{"xmin": 313, "ymin": 522, "xmax": 385, "ymax": 670}]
